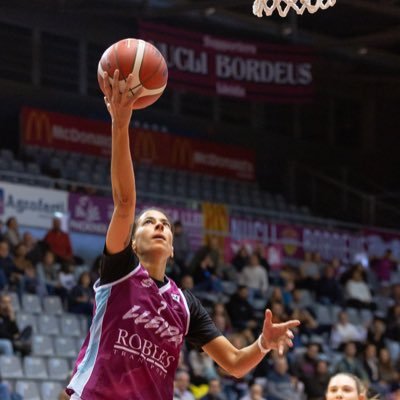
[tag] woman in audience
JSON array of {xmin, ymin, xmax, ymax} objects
[
  {"xmin": 36, "ymin": 249, "xmax": 61, "ymax": 295},
  {"xmin": 345, "ymin": 266, "xmax": 376, "ymax": 310},
  {"xmin": 325, "ymin": 373, "xmax": 379, "ymax": 399},
  {"xmin": 68, "ymin": 271, "xmax": 94, "ymax": 316}
]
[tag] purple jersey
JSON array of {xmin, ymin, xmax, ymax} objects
[{"xmin": 67, "ymin": 264, "xmax": 190, "ymax": 399}]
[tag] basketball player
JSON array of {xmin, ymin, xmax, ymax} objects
[
  {"xmin": 326, "ymin": 373, "xmax": 379, "ymax": 400},
  {"xmin": 66, "ymin": 70, "xmax": 300, "ymax": 399}
]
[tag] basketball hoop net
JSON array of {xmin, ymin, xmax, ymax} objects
[{"xmin": 253, "ymin": 0, "xmax": 336, "ymax": 17}]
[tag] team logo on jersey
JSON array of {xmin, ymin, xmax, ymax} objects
[
  {"xmin": 171, "ymin": 294, "xmax": 180, "ymax": 303},
  {"xmin": 141, "ymin": 278, "xmax": 153, "ymax": 288}
]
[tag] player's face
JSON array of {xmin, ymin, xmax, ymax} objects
[
  {"xmin": 326, "ymin": 375, "xmax": 363, "ymax": 400},
  {"xmin": 133, "ymin": 210, "xmax": 173, "ymax": 259}
]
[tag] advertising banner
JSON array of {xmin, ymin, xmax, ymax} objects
[
  {"xmin": 20, "ymin": 107, "xmax": 255, "ymax": 180},
  {"xmin": 0, "ymin": 182, "xmax": 68, "ymax": 229},
  {"xmin": 139, "ymin": 22, "xmax": 314, "ymax": 103},
  {"xmin": 20, "ymin": 107, "xmax": 111, "ymax": 157}
]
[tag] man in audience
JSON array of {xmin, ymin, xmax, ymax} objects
[
  {"xmin": 335, "ymin": 341, "xmax": 369, "ymax": 381},
  {"xmin": 266, "ymin": 356, "xmax": 303, "ymax": 400},
  {"xmin": 240, "ymin": 383, "xmax": 267, "ymax": 400},
  {"xmin": 0, "ymin": 240, "xmax": 16, "ymax": 290},
  {"xmin": 330, "ymin": 310, "xmax": 366, "ymax": 349},
  {"xmin": 0, "ymin": 294, "xmax": 17, "ymax": 355},
  {"xmin": 43, "ymin": 217, "xmax": 74, "ymax": 264},
  {"xmin": 173, "ymin": 220, "xmax": 192, "ymax": 272},
  {"xmin": 173, "ymin": 370, "xmax": 195, "ymax": 400},
  {"xmin": 201, "ymin": 378, "xmax": 227, "ymax": 400},
  {"xmin": 3, "ymin": 217, "xmax": 20, "ymax": 252}
]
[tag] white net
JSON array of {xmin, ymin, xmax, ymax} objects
[{"xmin": 253, "ymin": 0, "xmax": 336, "ymax": 17}]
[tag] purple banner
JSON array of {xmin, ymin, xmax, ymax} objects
[{"xmin": 68, "ymin": 194, "xmax": 203, "ymax": 250}]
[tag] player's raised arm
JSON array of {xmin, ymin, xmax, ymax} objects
[{"xmin": 103, "ymin": 70, "xmax": 142, "ymax": 254}]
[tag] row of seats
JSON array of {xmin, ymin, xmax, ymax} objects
[
  {"xmin": 1, "ymin": 355, "xmax": 71, "ymax": 381},
  {"xmin": 3, "ymin": 379, "xmax": 63, "ymax": 400},
  {"xmin": 1, "ymin": 146, "xmax": 312, "ymax": 216}
]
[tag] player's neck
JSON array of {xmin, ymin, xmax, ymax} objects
[{"xmin": 140, "ymin": 256, "xmax": 167, "ymax": 281}]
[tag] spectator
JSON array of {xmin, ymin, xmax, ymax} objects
[
  {"xmin": 0, "ymin": 240, "xmax": 14, "ymax": 290},
  {"xmin": 330, "ymin": 311, "xmax": 366, "ymax": 349},
  {"xmin": 58, "ymin": 262, "xmax": 76, "ymax": 292},
  {"xmin": 226, "ymin": 286, "xmax": 257, "ymax": 331},
  {"xmin": 68, "ymin": 271, "xmax": 94, "ymax": 316},
  {"xmin": 173, "ymin": 370, "xmax": 195, "ymax": 400},
  {"xmin": 362, "ymin": 343, "xmax": 382, "ymax": 393},
  {"xmin": 377, "ymin": 347, "xmax": 399, "ymax": 387},
  {"xmin": 386, "ymin": 304, "xmax": 400, "ymax": 362},
  {"xmin": 316, "ymin": 264, "xmax": 342, "ymax": 305},
  {"xmin": 0, "ymin": 220, "xmax": 4, "ymax": 241},
  {"xmin": 3, "ymin": 217, "xmax": 20, "ymax": 251},
  {"xmin": 239, "ymin": 254, "xmax": 269, "ymax": 306},
  {"xmin": 345, "ymin": 266, "xmax": 375, "ymax": 310},
  {"xmin": 335, "ymin": 341, "xmax": 369, "ymax": 381},
  {"xmin": 291, "ymin": 341, "xmax": 321, "ymax": 382},
  {"xmin": 0, "ymin": 293, "xmax": 31, "ymax": 356},
  {"xmin": 216, "ymin": 254, "xmax": 238, "ymax": 283},
  {"xmin": 190, "ymin": 236, "xmax": 221, "ymax": 275},
  {"xmin": 253, "ymin": 243, "xmax": 270, "ymax": 272},
  {"xmin": 173, "ymin": 220, "xmax": 191, "ymax": 271},
  {"xmin": 231, "ymin": 246, "xmax": 250, "ymax": 273},
  {"xmin": 240, "ymin": 383, "xmax": 267, "ymax": 400},
  {"xmin": 21, "ymin": 231, "xmax": 42, "ymax": 265},
  {"xmin": 302, "ymin": 358, "xmax": 331, "ymax": 400},
  {"xmin": 0, "ymin": 375, "xmax": 23, "ymax": 400},
  {"xmin": 298, "ymin": 251, "xmax": 320, "ymax": 292},
  {"xmin": 266, "ymin": 357, "xmax": 303, "ymax": 400},
  {"xmin": 189, "ymin": 349, "xmax": 218, "ymax": 384},
  {"xmin": 43, "ymin": 217, "xmax": 74, "ymax": 263},
  {"xmin": 374, "ymin": 249, "xmax": 396, "ymax": 283},
  {"xmin": 193, "ymin": 253, "xmax": 222, "ymax": 294},
  {"xmin": 180, "ymin": 274, "xmax": 194, "ymax": 291},
  {"xmin": 366, "ymin": 315, "xmax": 387, "ymax": 351},
  {"xmin": 200, "ymin": 378, "xmax": 227, "ymax": 400},
  {"xmin": 212, "ymin": 303, "xmax": 233, "ymax": 335},
  {"xmin": 36, "ymin": 250, "xmax": 61, "ymax": 295}
]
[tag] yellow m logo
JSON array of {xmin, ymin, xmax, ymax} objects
[
  {"xmin": 24, "ymin": 111, "xmax": 52, "ymax": 144},
  {"xmin": 171, "ymin": 138, "xmax": 193, "ymax": 167}
]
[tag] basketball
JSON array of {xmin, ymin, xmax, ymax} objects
[{"xmin": 97, "ymin": 38, "xmax": 168, "ymax": 110}]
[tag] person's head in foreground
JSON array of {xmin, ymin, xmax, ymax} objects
[{"xmin": 326, "ymin": 373, "xmax": 379, "ymax": 400}]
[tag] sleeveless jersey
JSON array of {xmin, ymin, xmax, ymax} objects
[{"xmin": 67, "ymin": 264, "xmax": 190, "ymax": 399}]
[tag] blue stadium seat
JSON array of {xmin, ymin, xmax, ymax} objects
[
  {"xmin": 15, "ymin": 380, "xmax": 41, "ymax": 400},
  {"xmin": 23, "ymin": 356, "xmax": 48, "ymax": 380},
  {"xmin": 22, "ymin": 294, "xmax": 42, "ymax": 314},
  {"xmin": 32, "ymin": 335, "xmax": 55, "ymax": 357},
  {"xmin": 41, "ymin": 381, "xmax": 63, "ymax": 399},
  {"xmin": 0, "ymin": 355, "xmax": 24, "ymax": 379},
  {"xmin": 38, "ymin": 314, "xmax": 60, "ymax": 336},
  {"xmin": 47, "ymin": 357, "xmax": 70, "ymax": 381},
  {"xmin": 16, "ymin": 312, "xmax": 38, "ymax": 334},
  {"xmin": 43, "ymin": 296, "xmax": 63, "ymax": 315}
]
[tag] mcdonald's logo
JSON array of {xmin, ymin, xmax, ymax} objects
[
  {"xmin": 171, "ymin": 138, "xmax": 193, "ymax": 167},
  {"xmin": 133, "ymin": 130, "xmax": 157, "ymax": 161},
  {"xmin": 23, "ymin": 111, "xmax": 53, "ymax": 144}
]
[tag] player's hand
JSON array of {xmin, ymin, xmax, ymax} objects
[
  {"xmin": 260, "ymin": 309, "xmax": 300, "ymax": 355},
  {"xmin": 103, "ymin": 69, "xmax": 143, "ymax": 130}
]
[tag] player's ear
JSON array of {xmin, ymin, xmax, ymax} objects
[
  {"xmin": 170, "ymin": 246, "xmax": 174, "ymax": 259},
  {"xmin": 132, "ymin": 238, "xmax": 137, "ymax": 254}
]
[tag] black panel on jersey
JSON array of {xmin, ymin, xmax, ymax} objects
[{"xmin": 99, "ymin": 244, "xmax": 221, "ymax": 349}]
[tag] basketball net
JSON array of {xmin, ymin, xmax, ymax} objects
[{"xmin": 253, "ymin": 0, "xmax": 336, "ymax": 17}]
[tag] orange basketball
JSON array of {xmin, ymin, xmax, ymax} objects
[{"xmin": 97, "ymin": 38, "xmax": 168, "ymax": 110}]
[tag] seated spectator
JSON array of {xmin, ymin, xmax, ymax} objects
[
  {"xmin": 362, "ymin": 343, "xmax": 385, "ymax": 395},
  {"xmin": 253, "ymin": 243, "xmax": 270, "ymax": 272},
  {"xmin": 190, "ymin": 237, "xmax": 221, "ymax": 275},
  {"xmin": 240, "ymin": 383, "xmax": 267, "ymax": 400},
  {"xmin": 302, "ymin": 358, "xmax": 331, "ymax": 400},
  {"xmin": 0, "ymin": 375, "xmax": 23, "ymax": 400},
  {"xmin": 378, "ymin": 347, "xmax": 399, "ymax": 387},
  {"xmin": 0, "ymin": 240, "xmax": 14, "ymax": 290},
  {"xmin": 367, "ymin": 315, "xmax": 387, "ymax": 351},
  {"xmin": 180, "ymin": 274, "xmax": 194, "ymax": 291},
  {"xmin": 231, "ymin": 246, "xmax": 250, "ymax": 273},
  {"xmin": 21, "ymin": 231, "xmax": 42, "ymax": 265},
  {"xmin": 3, "ymin": 217, "xmax": 20, "ymax": 251},
  {"xmin": 44, "ymin": 217, "xmax": 74, "ymax": 264},
  {"xmin": 226, "ymin": 286, "xmax": 257, "ymax": 332},
  {"xmin": 316, "ymin": 264, "xmax": 342, "ymax": 305},
  {"xmin": 291, "ymin": 341, "xmax": 321, "ymax": 382},
  {"xmin": 0, "ymin": 293, "xmax": 31, "ymax": 356},
  {"xmin": 374, "ymin": 249, "xmax": 396, "ymax": 283},
  {"xmin": 189, "ymin": 349, "xmax": 218, "ymax": 385},
  {"xmin": 216, "ymin": 254, "xmax": 238, "ymax": 283},
  {"xmin": 266, "ymin": 357, "xmax": 303, "ymax": 400},
  {"xmin": 173, "ymin": 220, "xmax": 191, "ymax": 272},
  {"xmin": 68, "ymin": 271, "xmax": 94, "ymax": 316},
  {"xmin": 211, "ymin": 303, "xmax": 233, "ymax": 335},
  {"xmin": 36, "ymin": 250, "xmax": 61, "ymax": 295},
  {"xmin": 330, "ymin": 311, "xmax": 366, "ymax": 349},
  {"xmin": 239, "ymin": 254, "xmax": 269, "ymax": 306},
  {"xmin": 200, "ymin": 378, "xmax": 227, "ymax": 400},
  {"xmin": 173, "ymin": 370, "xmax": 195, "ymax": 400},
  {"xmin": 345, "ymin": 266, "xmax": 376, "ymax": 310},
  {"xmin": 59, "ymin": 262, "xmax": 76, "ymax": 291},
  {"xmin": 290, "ymin": 307, "xmax": 319, "ymax": 338},
  {"xmin": 298, "ymin": 251, "xmax": 320, "ymax": 292},
  {"xmin": 193, "ymin": 253, "xmax": 222, "ymax": 294},
  {"xmin": 335, "ymin": 341, "xmax": 369, "ymax": 382},
  {"xmin": 22, "ymin": 263, "xmax": 47, "ymax": 298}
]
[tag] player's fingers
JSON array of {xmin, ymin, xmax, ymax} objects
[
  {"xmin": 280, "ymin": 319, "xmax": 301, "ymax": 330},
  {"xmin": 112, "ymin": 70, "xmax": 120, "ymax": 103},
  {"xmin": 286, "ymin": 330, "xmax": 294, "ymax": 339},
  {"xmin": 103, "ymin": 72, "xmax": 112, "ymax": 99}
]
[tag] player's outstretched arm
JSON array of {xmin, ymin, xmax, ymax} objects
[
  {"xmin": 103, "ymin": 70, "xmax": 143, "ymax": 254},
  {"xmin": 203, "ymin": 309, "xmax": 300, "ymax": 378}
]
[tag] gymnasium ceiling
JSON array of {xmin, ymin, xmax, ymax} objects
[
  {"xmin": 55, "ymin": 0, "xmax": 400, "ymax": 72},
  {"xmin": 3, "ymin": 0, "xmax": 400, "ymax": 71}
]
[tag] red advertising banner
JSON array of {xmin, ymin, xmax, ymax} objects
[
  {"xmin": 20, "ymin": 107, "xmax": 255, "ymax": 180},
  {"xmin": 138, "ymin": 22, "xmax": 314, "ymax": 103}
]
